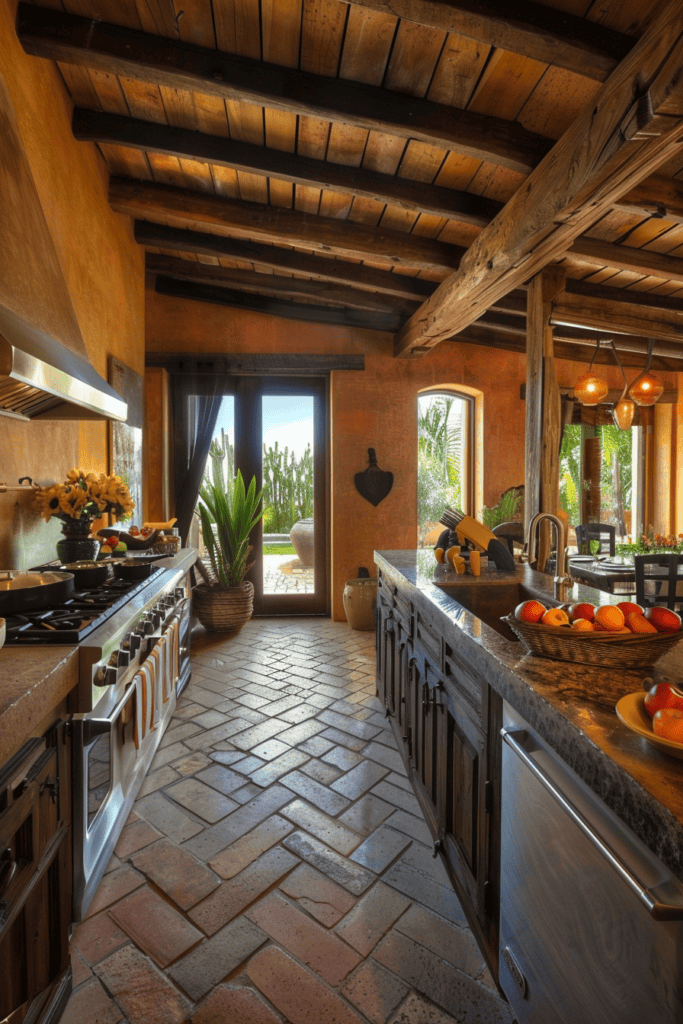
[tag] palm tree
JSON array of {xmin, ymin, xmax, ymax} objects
[{"xmin": 417, "ymin": 395, "xmax": 463, "ymax": 533}]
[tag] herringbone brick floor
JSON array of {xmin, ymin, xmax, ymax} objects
[{"xmin": 62, "ymin": 618, "xmax": 514, "ymax": 1024}]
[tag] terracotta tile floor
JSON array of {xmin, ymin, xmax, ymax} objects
[{"xmin": 62, "ymin": 618, "xmax": 515, "ymax": 1024}]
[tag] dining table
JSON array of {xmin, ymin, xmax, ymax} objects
[{"xmin": 568, "ymin": 554, "xmax": 683, "ymax": 604}]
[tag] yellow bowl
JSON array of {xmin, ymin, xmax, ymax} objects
[{"xmin": 615, "ymin": 691, "xmax": 683, "ymax": 760}]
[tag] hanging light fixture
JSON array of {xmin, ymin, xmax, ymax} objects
[
  {"xmin": 609, "ymin": 341, "xmax": 635, "ymax": 430},
  {"xmin": 574, "ymin": 335, "xmax": 610, "ymax": 405},
  {"xmin": 628, "ymin": 339, "xmax": 664, "ymax": 406}
]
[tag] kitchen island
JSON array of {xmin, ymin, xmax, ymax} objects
[{"xmin": 374, "ymin": 549, "xmax": 683, "ymax": 989}]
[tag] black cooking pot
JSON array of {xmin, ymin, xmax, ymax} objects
[
  {"xmin": 0, "ymin": 570, "xmax": 74, "ymax": 615},
  {"xmin": 60, "ymin": 561, "xmax": 111, "ymax": 588},
  {"xmin": 114, "ymin": 559, "xmax": 153, "ymax": 582}
]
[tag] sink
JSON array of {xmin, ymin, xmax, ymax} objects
[{"xmin": 434, "ymin": 580, "xmax": 557, "ymax": 643}]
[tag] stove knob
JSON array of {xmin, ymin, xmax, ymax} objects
[
  {"xmin": 150, "ymin": 610, "xmax": 161, "ymax": 629},
  {"xmin": 95, "ymin": 664, "xmax": 118, "ymax": 686},
  {"xmin": 117, "ymin": 649, "xmax": 130, "ymax": 668},
  {"xmin": 129, "ymin": 632, "xmax": 142, "ymax": 652},
  {"xmin": 142, "ymin": 617, "xmax": 154, "ymax": 635}
]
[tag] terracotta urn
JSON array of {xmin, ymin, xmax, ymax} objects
[
  {"xmin": 289, "ymin": 518, "xmax": 315, "ymax": 566},
  {"xmin": 343, "ymin": 577, "xmax": 378, "ymax": 631}
]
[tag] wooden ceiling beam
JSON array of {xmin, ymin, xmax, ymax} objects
[
  {"xmin": 565, "ymin": 277, "xmax": 683, "ymax": 316},
  {"xmin": 615, "ymin": 173, "xmax": 683, "ymax": 224},
  {"xmin": 567, "ymin": 235, "xmax": 683, "ymax": 283},
  {"xmin": 394, "ymin": 0, "xmax": 683, "ymax": 357},
  {"xmin": 17, "ymin": 3, "xmax": 550, "ymax": 174},
  {"xmin": 346, "ymin": 1, "xmax": 634, "ymax": 82},
  {"xmin": 145, "ymin": 253, "xmax": 420, "ymax": 316},
  {"xmin": 135, "ymin": 222, "xmax": 437, "ymax": 302},
  {"xmin": 551, "ymin": 291, "xmax": 683, "ymax": 345},
  {"xmin": 154, "ymin": 276, "xmax": 404, "ymax": 332},
  {"xmin": 111, "ymin": 178, "xmax": 464, "ymax": 273},
  {"xmin": 73, "ymin": 108, "xmax": 502, "ymax": 228}
]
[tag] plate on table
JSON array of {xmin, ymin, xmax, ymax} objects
[
  {"xmin": 615, "ymin": 691, "xmax": 683, "ymax": 760},
  {"xmin": 570, "ymin": 555, "xmax": 597, "ymax": 563}
]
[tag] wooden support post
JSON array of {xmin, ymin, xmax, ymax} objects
[
  {"xmin": 525, "ymin": 268, "xmax": 566, "ymax": 570},
  {"xmin": 582, "ymin": 427, "xmax": 601, "ymax": 532}
]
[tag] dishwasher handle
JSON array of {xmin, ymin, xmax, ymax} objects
[{"xmin": 501, "ymin": 727, "xmax": 683, "ymax": 921}]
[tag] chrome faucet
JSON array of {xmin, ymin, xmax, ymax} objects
[{"xmin": 527, "ymin": 512, "xmax": 573, "ymax": 599}]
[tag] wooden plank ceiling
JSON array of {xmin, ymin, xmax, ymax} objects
[{"xmin": 16, "ymin": 0, "xmax": 683, "ymax": 368}]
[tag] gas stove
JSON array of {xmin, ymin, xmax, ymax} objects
[{"xmin": 3, "ymin": 569, "xmax": 163, "ymax": 645}]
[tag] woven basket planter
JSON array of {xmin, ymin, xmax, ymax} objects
[{"xmin": 192, "ymin": 581, "xmax": 254, "ymax": 633}]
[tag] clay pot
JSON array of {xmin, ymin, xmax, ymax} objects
[
  {"xmin": 343, "ymin": 577, "xmax": 378, "ymax": 631},
  {"xmin": 289, "ymin": 519, "xmax": 315, "ymax": 566}
]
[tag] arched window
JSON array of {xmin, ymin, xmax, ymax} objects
[{"xmin": 417, "ymin": 387, "xmax": 479, "ymax": 545}]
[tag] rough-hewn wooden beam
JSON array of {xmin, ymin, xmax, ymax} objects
[
  {"xmin": 394, "ymin": 0, "xmax": 683, "ymax": 356},
  {"xmin": 73, "ymin": 108, "xmax": 502, "ymax": 228},
  {"xmin": 565, "ymin": 277, "xmax": 683, "ymax": 315},
  {"xmin": 136, "ymin": 222, "xmax": 438, "ymax": 302},
  {"xmin": 112, "ymin": 178, "xmax": 464, "ymax": 273},
  {"xmin": 551, "ymin": 291, "xmax": 683, "ymax": 344},
  {"xmin": 617, "ymin": 173, "xmax": 683, "ymax": 224},
  {"xmin": 346, "ymin": 1, "xmax": 633, "ymax": 82},
  {"xmin": 17, "ymin": 3, "xmax": 550, "ymax": 174},
  {"xmin": 568, "ymin": 236, "xmax": 683, "ymax": 283},
  {"xmin": 154, "ymin": 275, "xmax": 404, "ymax": 332},
  {"xmin": 145, "ymin": 253, "xmax": 420, "ymax": 316},
  {"xmin": 452, "ymin": 323, "xmax": 683, "ymax": 369}
]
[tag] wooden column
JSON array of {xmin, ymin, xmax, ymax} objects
[
  {"xmin": 525, "ymin": 267, "xmax": 566, "ymax": 570},
  {"xmin": 582, "ymin": 427, "xmax": 601, "ymax": 529}
]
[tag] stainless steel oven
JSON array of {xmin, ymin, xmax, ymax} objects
[{"xmin": 499, "ymin": 702, "xmax": 683, "ymax": 1024}]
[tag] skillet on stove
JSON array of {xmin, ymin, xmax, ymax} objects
[{"xmin": 0, "ymin": 570, "xmax": 74, "ymax": 614}]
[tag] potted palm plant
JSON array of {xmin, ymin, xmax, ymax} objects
[{"xmin": 193, "ymin": 469, "xmax": 264, "ymax": 632}]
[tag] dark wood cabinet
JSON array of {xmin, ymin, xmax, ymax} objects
[
  {"xmin": 0, "ymin": 720, "xmax": 73, "ymax": 1024},
  {"xmin": 377, "ymin": 570, "xmax": 501, "ymax": 979}
]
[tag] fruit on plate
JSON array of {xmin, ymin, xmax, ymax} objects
[
  {"xmin": 617, "ymin": 601, "xmax": 643, "ymax": 618},
  {"xmin": 644, "ymin": 681, "xmax": 683, "ymax": 717},
  {"xmin": 652, "ymin": 708, "xmax": 683, "ymax": 743},
  {"xmin": 626, "ymin": 613, "xmax": 657, "ymax": 635},
  {"xmin": 514, "ymin": 600, "xmax": 546, "ymax": 623},
  {"xmin": 571, "ymin": 618, "xmax": 594, "ymax": 632},
  {"xmin": 541, "ymin": 607, "xmax": 569, "ymax": 627},
  {"xmin": 568, "ymin": 602, "xmax": 596, "ymax": 623},
  {"xmin": 644, "ymin": 607, "xmax": 682, "ymax": 633},
  {"xmin": 594, "ymin": 605, "xmax": 625, "ymax": 632}
]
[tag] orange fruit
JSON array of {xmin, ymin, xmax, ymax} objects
[
  {"xmin": 514, "ymin": 600, "xmax": 546, "ymax": 623},
  {"xmin": 617, "ymin": 601, "xmax": 643, "ymax": 618},
  {"xmin": 594, "ymin": 605, "xmax": 625, "ymax": 632},
  {"xmin": 626, "ymin": 613, "xmax": 657, "ymax": 635},
  {"xmin": 570, "ymin": 618, "xmax": 594, "ymax": 632},
  {"xmin": 541, "ymin": 607, "xmax": 570, "ymax": 627},
  {"xmin": 568, "ymin": 602, "xmax": 596, "ymax": 623},
  {"xmin": 653, "ymin": 708, "xmax": 683, "ymax": 743},
  {"xmin": 645, "ymin": 607, "xmax": 682, "ymax": 633}
]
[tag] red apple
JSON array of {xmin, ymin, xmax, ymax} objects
[{"xmin": 643, "ymin": 682, "xmax": 683, "ymax": 717}]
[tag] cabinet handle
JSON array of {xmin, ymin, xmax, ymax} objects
[
  {"xmin": 40, "ymin": 775, "xmax": 58, "ymax": 803},
  {"xmin": 432, "ymin": 839, "xmax": 442, "ymax": 859},
  {"xmin": 0, "ymin": 848, "xmax": 16, "ymax": 898}
]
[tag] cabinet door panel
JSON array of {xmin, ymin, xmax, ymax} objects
[{"xmin": 407, "ymin": 649, "xmax": 440, "ymax": 828}]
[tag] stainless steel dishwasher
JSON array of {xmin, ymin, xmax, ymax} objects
[{"xmin": 499, "ymin": 701, "xmax": 683, "ymax": 1024}]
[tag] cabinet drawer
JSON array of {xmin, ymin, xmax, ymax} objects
[
  {"xmin": 414, "ymin": 610, "xmax": 442, "ymax": 668},
  {"xmin": 443, "ymin": 647, "xmax": 488, "ymax": 729}
]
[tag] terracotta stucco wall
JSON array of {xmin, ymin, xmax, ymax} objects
[{"xmin": 0, "ymin": 0, "xmax": 145, "ymax": 566}]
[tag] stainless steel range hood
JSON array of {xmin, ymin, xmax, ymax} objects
[{"xmin": 0, "ymin": 305, "xmax": 127, "ymax": 421}]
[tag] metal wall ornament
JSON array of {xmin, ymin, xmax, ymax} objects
[{"xmin": 354, "ymin": 448, "xmax": 393, "ymax": 506}]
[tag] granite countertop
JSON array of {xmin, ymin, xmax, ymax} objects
[
  {"xmin": 0, "ymin": 548, "xmax": 197, "ymax": 766},
  {"xmin": 375, "ymin": 549, "xmax": 683, "ymax": 881}
]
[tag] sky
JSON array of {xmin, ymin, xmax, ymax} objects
[{"xmin": 214, "ymin": 395, "xmax": 314, "ymax": 459}]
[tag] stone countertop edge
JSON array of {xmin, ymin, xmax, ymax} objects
[
  {"xmin": 375, "ymin": 549, "xmax": 683, "ymax": 882},
  {"xmin": 0, "ymin": 647, "xmax": 78, "ymax": 765}
]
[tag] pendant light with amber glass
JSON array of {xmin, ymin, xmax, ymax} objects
[
  {"xmin": 609, "ymin": 341, "xmax": 635, "ymax": 431},
  {"xmin": 574, "ymin": 336, "xmax": 610, "ymax": 405},
  {"xmin": 628, "ymin": 338, "xmax": 664, "ymax": 406}
]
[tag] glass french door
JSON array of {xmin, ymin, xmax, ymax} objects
[{"xmin": 206, "ymin": 376, "xmax": 328, "ymax": 616}]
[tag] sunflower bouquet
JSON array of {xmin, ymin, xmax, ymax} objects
[{"xmin": 35, "ymin": 469, "xmax": 135, "ymax": 525}]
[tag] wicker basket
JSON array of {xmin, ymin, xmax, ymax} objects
[
  {"xmin": 192, "ymin": 581, "xmax": 254, "ymax": 633},
  {"xmin": 502, "ymin": 615, "xmax": 683, "ymax": 669}
]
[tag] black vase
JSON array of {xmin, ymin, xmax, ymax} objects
[{"xmin": 56, "ymin": 518, "xmax": 100, "ymax": 564}]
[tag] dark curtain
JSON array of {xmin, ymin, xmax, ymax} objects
[{"xmin": 171, "ymin": 368, "xmax": 224, "ymax": 545}]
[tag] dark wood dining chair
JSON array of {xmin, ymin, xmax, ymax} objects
[
  {"xmin": 575, "ymin": 523, "xmax": 616, "ymax": 556},
  {"xmin": 493, "ymin": 521, "xmax": 525, "ymax": 557},
  {"xmin": 634, "ymin": 554, "xmax": 683, "ymax": 611}
]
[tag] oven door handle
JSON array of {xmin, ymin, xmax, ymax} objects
[
  {"xmin": 81, "ymin": 679, "xmax": 138, "ymax": 746},
  {"xmin": 502, "ymin": 727, "xmax": 683, "ymax": 921}
]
